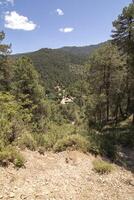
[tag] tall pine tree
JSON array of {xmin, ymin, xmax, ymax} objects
[
  {"xmin": 0, "ymin": 31, "xmax": 12, "ymax": 91},
  {"xmin": 112, "ymin": 3, "xmax": 134, "ymax": 123}
]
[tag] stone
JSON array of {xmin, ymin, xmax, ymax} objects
[{"xmin": 9, "ymin": 192, "xmax": 15, "ymax": 198}]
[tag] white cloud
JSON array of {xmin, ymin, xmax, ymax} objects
[
  {"xmin": 6, "ymin": 0, "xmax": 14, "ymax": 6},
  {"xmin": 59, "ymin": 27, "xmax": 74, "ymax": 33},
  {"xmin": 4, "ymin": 11, "xmax": 37, "ymax": 31},
  {"xmin": 56, "ymin": 8, "xmax": 64, "ymax": 16},
  {"xmin": 0, "ymin": 0, "xmax": 14, "ymax": 6}
]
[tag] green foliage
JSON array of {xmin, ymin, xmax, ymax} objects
[
  {"xmin": 34, "ymin": 123, "xmax": 90, "ymax": 153},
  {"xmin": 0, "ymin": 146, "xmax": 25, "ymax": 168},
  {"xmin": 53, "ymin": 134, "xmax": 90, "ymax": 153},
  {"xmin": 18, "ymin": 133, "xmax": 37, "ymax": 151},
  {"xmin": 112, "ymin": 3, "xmax": 134, "ymax": 118},
  {"xmin": 99, "ymin": 134, "xmax": 117, "ymax": 160},
  {"xmin": 35, "ymin": 123, "xmax": 75, "ymax": 150},
  {"xmin": 88, "ymin": 123, "xmax": 134, "ymax": 161},
  {"xmin": 93, "ymin": 159, "xmax": 114, "ymax": 174},
  {"xmin": 16, "ymin": 48, "xmax": 91, "ymax": 90},
  {"xmin": 112, "ymin": 3, "xmax": 134, "ymax": 52},
  {"xmin": 0, "ymin": 140, "xmax": 5, "ymax": 151},
  {"xmin": 89, "ymin": 142, "xmax": 100, "ymax": 156},
  {"xmin": 59, "ymin": 103, "xmax": 81, "ymax": 123},
  {"xmin": 0, "ymin": 31, "xmax": 12, "ymax": 91},
  {"xmin": 0, "ymin": 92, "xmax": 24, "ymax": 145},
  {"xmin": 12, "ymin": 57, "xmax": 45, "ymax": 127},
  {"xmin": 13, "ymin": 155, "xmax": 25, "ymax": 168},
  {"xmin": 0, "ymin": 2, "xmax": 133, "ymax": 169},
  {"xmin": 86, "ymin": 42, "xmax": 126, "ymax": 124},
  {"xmin": 107, "ymin": 125, "xmax": 134, "ymax": 148},
  {"xmin": 88, "ymin": 129, "xmax": 118, "ymax": 160}
]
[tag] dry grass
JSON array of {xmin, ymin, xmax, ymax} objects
[{"xmin": 93, "ymin": 159, "xmax": 114, "ymax": 174}]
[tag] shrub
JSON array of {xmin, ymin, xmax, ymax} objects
[
  {"xmin": 93, "ymin": 159, "xmax": 114, "ymax": 174},
  {"xmin": 0, "ymin": 146, "xmax": 25, "ymax": 168},
  {"xmin": 18, "ymin": 133, "xmax": 37, "ymax": 151},
  {"xmin": 13, "ymin": 154, "xmax": 25, "ymax": 168},
  {"xmin": 0, "ymin": 92, "xmax": 23, "ymax": 145},
  {"xmin": 88, "ymin": 129, "xmax": 117, "ymax": 160},
  {"xmin": 0, "ymin": 150, "xmax": 10, "ymax": 166},
  {"xmin": 34, "ymin": 131, "xmax": 62, "ymax": 150},
  {"xmin": 35, "ymin": 123, "xmax": 75, "ymax": 150},
  {"xmin": 34, "ymin": 134, "xmax": 46, "ymax": 147},
  {"xmin": 0, "ymin": 140, "xmax": 5, "ymax": 151},
  {"xmin": 53, "ymin": 134, "xmax": 90, "ymax": 153},
  {"xmin": 89, "ymin": 143, "xmax": 100, "ymax": 156}
]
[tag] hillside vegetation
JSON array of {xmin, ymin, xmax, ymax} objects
[{"xmin": 14, "ymin": 45, "xmax": 100, "ymax": 91}]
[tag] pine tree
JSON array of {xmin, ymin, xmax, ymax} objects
[
  {"xmin": 0, "ymin": 31, "xmax": 11, "ymax": 91},
  {"xmin": 12, "ymin": 57, "xmax": 45, "ymax": 126},
  {"xmin": 112, "ymin": 3, "xmax": 134, "ymax": 122},
  {"xmin": 86, "ymin": 42, "xmax": 126, "ymax": 124}
]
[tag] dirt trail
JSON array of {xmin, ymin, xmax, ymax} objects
[{"xmin": 0, "ymin": 150, "xmax": 134, "ymax": 200}]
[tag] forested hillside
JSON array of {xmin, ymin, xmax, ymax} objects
[
  {"xmin": 14, "ymin": 44, "xmax": 100, "ymax": 90},
  {"xmin": 60, "ymin": 43, "xmax": 102, "ymax": 56}
]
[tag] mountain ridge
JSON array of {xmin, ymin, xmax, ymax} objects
[{"xmin": 14, "ymin": 43, "xmax": 104, "ymax": 56}]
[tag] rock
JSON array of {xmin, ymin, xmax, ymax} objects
[
  {"xmin": 45, "ymin": 191, "xmax": 49, "ymax": 195},
  {"xmin": 129, "ymin": 180, "xmax": 134, "ymax": 186},
  {"xmin": 9, "ymin": 192, "xmax": 15, "ymax": 198},
  {"xmin": 20, "ymin": 194, "xmax": 27, "ymax": 199},
  {"xmin": 125, "ymin": 179, "xmax": 134, "ymax": 186},
  {"xmin": 0, "ymin": 195, "xmax": 3, "ymax": 199},
  {"xmin": 86, "ymin": 177, "xmax": 90, "ymax": 182},
  {"xmin": 14, "ymin": 186, "xmax": 18, "ymax": 190}
]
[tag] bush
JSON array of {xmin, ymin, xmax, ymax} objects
[
  {"xmin": 53, "ymin": 134, "xmax": 90, "ymax": 153},
  {"xmin": 93, "ymin": 159, "xmax": 114, "ymax": 174},
  {"xmin": 89, "ymin": 143, "xmax": 100, "ymax": 156},
  {"xmin": 18, "ymin": 133, "xmax": 37, "ymax": 151},
  {"xmin": 0, "ymin": 140, "xmax": 5, "ymax": 151},
  {"xmin": 34, "ymin": 131, "xmax": 63, "ymax": 150},
  {"xmin": 88, "ymin": 129, "xmax": 117, "ymax": 160},
  {"xmin": 0, "ymin": 146, "xmax": 25, "ymax": 168},
  {"xmin": 13, "ymin": 154, "xmax": 25, "ymax": 168},
  {"xmin": 34, "ymin": 134, "xmax": 46, "ymax": 147},
  {"xmin": 0, "ymin": 150, "xmax": 10, "ymax": 166},
  {"xmin": 34, "ymin": 123, "xmax": 75, "ymax": 150},
  {"xmin": 0, "ymin": 92, "xmax": 23, "ymax": 145}
]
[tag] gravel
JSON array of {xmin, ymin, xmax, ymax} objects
[{"xmin": 0, "ymin": 150, "xmax": 133, "ymax": 200}]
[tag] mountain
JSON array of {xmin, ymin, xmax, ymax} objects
[
  {"xmin": 14, "ymin": 44, "xmax": 101, "ymax": 90},
  {"xmin": 60, "ymin": 43, "xmax": 103, "ymax": 56}
]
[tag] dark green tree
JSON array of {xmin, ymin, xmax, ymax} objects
[
  {"xmin": 0, "ymin": 31, "xmax": 12, "ymax": 91},
  {"xmin": 112, "ymin": 3, "xmax": 134, "ymax": 122},
  {"xmin": 86, "ymin": 42, "xmax": 126, "ymax": 124},
  {"xmin": 12, "ymin": 57, "xmax": 45, "ymax": 127}
]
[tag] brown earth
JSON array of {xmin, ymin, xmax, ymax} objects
[{"xmin": 0, "ymin": 150, "xmax": 134, "ymax": 200}]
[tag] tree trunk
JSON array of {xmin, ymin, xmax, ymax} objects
[
  {"xmin": 119, "ymin": 104, "xmax": 124, "ymax": 118},
  {"xmin": 106, "ymin": 94, "xmax": 109, "ymax": 122},
  {"xmin": 115, "ymin": 104, "xmax": 119, "ymax": 124}
]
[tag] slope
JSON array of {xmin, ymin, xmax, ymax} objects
[{"xmin": 14, "ymin": 44, "xmax": 100, "ymax": 90}]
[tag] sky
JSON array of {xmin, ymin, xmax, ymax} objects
[{"xmin": 0, "ymin": 0, "xmax": 132, "ymax": 53}]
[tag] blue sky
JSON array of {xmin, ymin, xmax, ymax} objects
[{"xmin": 0, "ymin": 0, "xmax": 132, "ymax": 53}]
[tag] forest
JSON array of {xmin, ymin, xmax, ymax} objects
[{"xmin": 0, "ymin": 3, "xmax": 134, "ymax": 169}]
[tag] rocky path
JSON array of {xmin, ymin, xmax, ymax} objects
[{"xmin": 0, "ymin": 150, "xmax": 134, "ymax": 200}]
